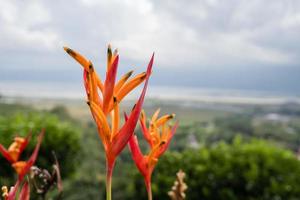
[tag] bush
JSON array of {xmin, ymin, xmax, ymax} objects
[
  {"xmin": 0, "ymin": 112, "xmax": 81, "ymax": 185},
  {"xmin": 131, "ymin": 137, "xmax": 300, "ymax": 200}
]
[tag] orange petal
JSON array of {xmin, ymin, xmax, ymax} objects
[
  {"xmin": 89, "ymin": 101, "xmax": 111, "ymax": 143},
  {"xmin": 6, "ymin": 133, "xmax": 31, "ymax": 163},
  {"xmin": 160, "ymin": 124, "xmax": 171, "ymax": 143},
  {"xmin": 83, "ymin": 70, "xmax": 92, "ymax": 102},
  {"xmin": 114, "ymin": 70, "xmax": 133, "ymax": 94},
  {"xmin": 158, "ymin": 121, "xmax": 178, "ymax": 157},
  {"xmin": 115, "ymin": 71, "xmax": 147, "ymax": 102},
  {"xmin": 63, "ymin": 47, "xmax": 90, "ymax": 71},
  {"xmin": 156, "ymin": 114, "xmax": 175, "ymax": 127},
  {"xmin": 111, "ymin": 97, "xmax": 120, "ymax": 141},
  {"xmin": 147, "ymin": 142, "xmax": 162, "ymax": 167},
  {"xmin": 12, "ymin": 161, "xmax": 27, "ymax": 175},
  {"xmin": 89, "ymin": 62, "xmax": 103, "ymax": 106},
  {"xmin": 150, "ymin": 127, "xmax": 160, "ymax": 146}
]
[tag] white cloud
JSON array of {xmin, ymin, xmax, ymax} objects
[
  {"xmin": 0, "ymin": 0, "xmax": 60, "ymax": 51},
  {"xmin": 0, "ymin": 0, "xmax": 299, "ymax": 71}
]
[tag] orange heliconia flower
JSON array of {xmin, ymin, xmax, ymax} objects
[
  {"xmin": 0, "ymin": 134, "xmax": 30, "ymax": 164},
  {"xmin": 1, "ymin": 131, "xmax": 45, "ymax": 200},
  {"xmin": 64, "ymin": 45, "xmax": 154, "ymax": 200},
  {"xmin": 64, "ymin": 44, "xmax": 153, "ymax": 163},
  {"xmin": 128, "ymin": 109, "xmax": 178, "ymax": 200},
  {"xmin": 0, "ymin": 130, "xmax": 44, "ymax": 178}
]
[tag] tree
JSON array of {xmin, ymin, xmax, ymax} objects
[{"xmin": 131, "ymin": 137, "xmax": 300, "ymax": 200}]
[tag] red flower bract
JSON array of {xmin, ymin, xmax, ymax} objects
[{"xmin": 128, "ymin": 110, "xmax": 178, "ymax": 200}]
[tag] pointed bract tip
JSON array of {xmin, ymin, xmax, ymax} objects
[
  {"xmin": 131, "ymin": 104, "xmax": 137, "ymax": 112},
  {"xmin": 126, "ymin": 70, "xmax": 134, "ymax": 78},
  {"xmin": 160, "ymin": 141, "xmax": 166, "ymax": 146},
  {"xmin": 140, "ymin": 75, "xmax": 147, "ymax": 80},
  {"xmin": 113, "ymin": 96, "xmax": 118, "ymax": 103},
  {"xmin": 169, "ymin": 114, "xmax": 176, "ymax": 119},
  {"xmin": 63, "ymin": 46, "xmax": 76, "ymax": 57},
  {"xmin": 89, "ymin": 61, "xmax": 93, "ymax": 69},
  {"xmin": 108, "ymin": 44, "xmax": 112, "ymax": 50}
]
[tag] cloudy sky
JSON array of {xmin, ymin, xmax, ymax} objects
[{"xmin": 0, "ymin": 0, "xmax": 300, "ymax": 95}]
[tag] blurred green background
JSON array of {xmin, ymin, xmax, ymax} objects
[{"xmin": 1, "ymin": 98, "xmax": 300, "ymax": 199}]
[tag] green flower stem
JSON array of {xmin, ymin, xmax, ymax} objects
[
  {"xmin": 106, "ymin": 159, "xmax": 115, "ymax": 200},
  {"xmin": 145, "ymin": 177, "xmax": 152, "ymax": 200}
]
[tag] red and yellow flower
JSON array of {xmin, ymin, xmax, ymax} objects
[
  {"xmin": 64, "ymin": 45, "xmax": 154, "ymax": 200},
  {"xmin": 128, "ymin": 109, "xmax": 178, "ymax": 200},
  {"xmin": 0, "ymin": 130, "xmax": 45, "ymax": 200}
]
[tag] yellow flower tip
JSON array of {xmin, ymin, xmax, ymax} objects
[
  {"xmin": 2, "ymin": 186, "xmax": 8, "ymax": 197},
  {"xmin": 1, "ymin": 186, "xmax": 7, "ymax": 192},
  {"xmin": 63, "ymin": 46, "xmax": 68, "ymax": 51}
]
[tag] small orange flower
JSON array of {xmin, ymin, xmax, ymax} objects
[
  {"xmin": 1, "ymin": 130, "xmax": 45, "ymax": 200},
  {"xmin": 128, "ymin": 109, "xmax": 178, "ymax": 200},
  {"xmin": 0, "ymin": 134, "xmax": 31, "ymax": 164},
  {"xmin": 64, "ymin": 45, "xmax": 154, "ymax": 200},
  {"xmin": 0, "ymin": 130, "xmax": 44, "ymax": 178}
]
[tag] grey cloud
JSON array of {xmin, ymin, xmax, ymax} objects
[{"xmin": 0, "ymin": 0, "xmax": 300, "ymax": 93}]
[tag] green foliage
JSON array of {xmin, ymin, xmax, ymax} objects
[
  {"xmin": 132, "ymin": 138, "xmax": 300, "ymax": 200},
  {"xmin": 1, "ymin": 102, "xmax": 300, "ymax": 199},
  {"xmin": 0, "ymin": 111, "xmax": 81, "ymax": 185},
  {"xmin": 62, "ymin": 121, "xmax": 106, "ymax": 199}
]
